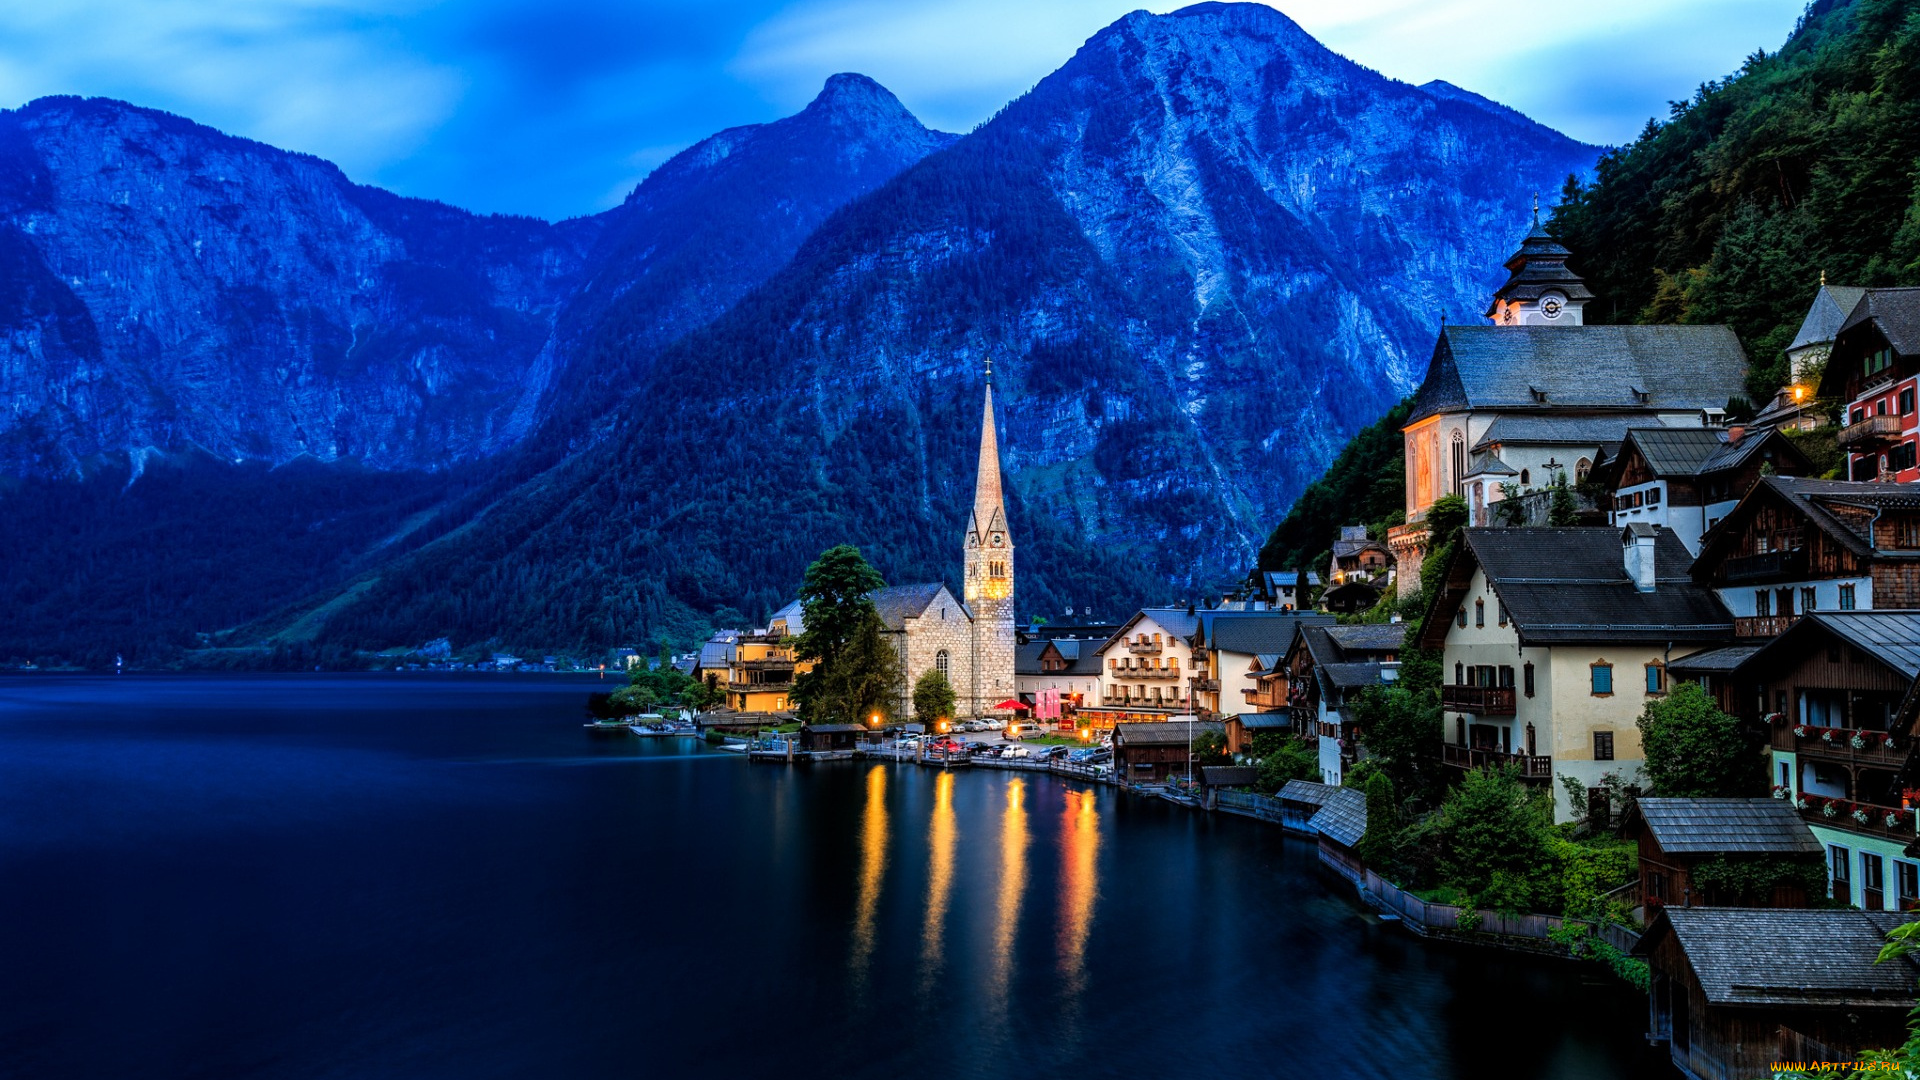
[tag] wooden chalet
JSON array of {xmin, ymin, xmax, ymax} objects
[
  {"xmin": 1690, "ymin": 476, "xmax": 1920, "ymax": 640},
  {"xmin": 1815, "ymin": 287, "xmax": 1920, "ymax": 483},
  {"xmin": 1636, "ymin": 908, "xmax": 1918, "ymax": 1080},
  {"xmin": 1624, "ymin": 798, "xmax": 1822, "ymax": 915},
  {"xmin": 1110, "ymin": 720, "xmax": 1222, "ymax": 784},
  {"xmin": 1602, "ymin": 425, "xmax": 1813, "ymax": 555}
]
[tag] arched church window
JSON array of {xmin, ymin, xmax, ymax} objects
[
  {"xmin": 1520, "ymin": 469, "xmax": 1530, "ymax": 486},
  {"xmin": 1576, "ymin": 457, "xmax": 1592, "ymax": 484},
  {"xmin": 936, "ymin": 650, "xmax": 949, "ymax": 676},
  {"xmin": 1451, "ymin": 432, "xmax": 1466, "ymax": 493}
]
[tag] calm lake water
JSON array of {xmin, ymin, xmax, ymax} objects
[{"xmin": 0, "ymin": 675, "xmax": 1676, "ymax": 1079}]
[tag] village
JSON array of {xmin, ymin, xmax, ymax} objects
[{"xmin": 595, "ymin": 219, "xmax": 1920, "ymax": 1079}]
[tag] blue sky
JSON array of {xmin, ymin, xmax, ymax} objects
[{"xmin": 0, "ymin": 0, "xmax": 1807, "ymax": 221}]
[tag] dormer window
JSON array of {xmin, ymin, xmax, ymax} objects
[
  {"xmin": 1631, "ymin": 387, "xmax": 1651, "ymax": 404},
  {"xmin": 1529, "ymin": 387, "xmax": 1548, "ymax": 404}
]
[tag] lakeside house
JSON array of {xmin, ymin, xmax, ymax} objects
[
  {"xmin": 1282, "ymin": 622, "xmax": 1405, "ymax": 786},
  {"xmin": 1191, "ymin": 609, "xmax": 1332, "ymax": 717},
  {"xmin": 1815, "ymin": 287, "xmax": 1920, "ymax": 482},
  {"xmin": 1111, "ymin": 720, "xmax": 1221, "ymax": 784},
  {"xmin": 1599, "ymin": 426, "xmax": 1814, "ymax": 554},
  {"xmin": 1307, "ymin": 785, "xmax": 1368, "ymax": 884},
  {"xmin": 1087, "ymin": 609, "xmax": 1202, "ymax": 724},
  {"xmin": 1688, "ymin": 476, "xmax": 1920, "ymax": 640},
  {"xmin": 1014, "ymin": 636, "xmax": 1104, "ymax": 724},
  {"xmin": 1739, "ymin": 611, "xmax": 1920, "ymax": 911},
  {"xmin": 1637, "ymin": 907, "xmax": 1919, "ymax": 1080},
  {"xmin": 1624, "ymin": 798, "xmax": 1822, "ymax": 914},
  {"xmin": 1420, "ymin": 524, "xmax": 1733, "ymax": 821}
]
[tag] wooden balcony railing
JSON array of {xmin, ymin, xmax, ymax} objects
[
  {"xmin": 1838, "ymin": 413, "xmax": 1905, "ymax": 450},
  {"xmin": 737, "ymin": 658, "xmax": 796, "ymax": 671},
  {"xmin": 729, "ymin": 679, "xmax": 793, "ymax": 693},
  {"xmin": 1721, "ymin": 548, "xmax": 1808, "ymax": 583},
  {"xmin": 1773, "ymin": 721, "xmax": 1908, "ymax": 766},
  {"xmin": 1244, "ymin": 688, "xmax": 1287, "ymax": 709},
  {"xmin": 1441, "ymin": 743, "xmax": 1552, "ymax": 778},
  {"xmin": 1797, "ymin": 796, "xmax": 1917, "ymax": 841},
  {"xmin": 1190, "ymin": 677, "xmax": 1220, "ymax": 692},
  {"xmin": 1734, "ymin": 614, "xmax": 1801, "ymax": 638},
  {"xmin": 1440, "ymin": 685, "xmax": 1516, "ymax": 715},
  {"xmin": 1127, "ymin": 640, "xmax": 1163, "ymax": 654}
]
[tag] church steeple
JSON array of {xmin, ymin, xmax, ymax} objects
[
  {"xmin": 1485, "ymin": 206, "xmax": 1594, "ymax": 326},
  {"xmin": 962, "ymin": 364, "xmax": 1015, "ymax": 718},
  {"xmin": 969, "ymin": 373, "xmax": 1008, "ymax": 546}
]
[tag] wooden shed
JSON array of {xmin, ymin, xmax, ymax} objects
[
  {"xmin": 1111, "ymin": 720, "xmax": 1222, "ymax": 783},
  {"xmin": 1625, "ymin": 798, "xmax": 1824, "ymax": 915},
  {"xmin": 1635, "ymin": 907, "xmax": 1918, "ymax": 1080}
]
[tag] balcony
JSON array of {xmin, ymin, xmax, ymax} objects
[
  {"xmin": 1838, "ymin": 413, "xmax": 1905, "ymax": 450},
  {"xmin": 729, "ymin": 679, "xmax": 793, "ymax": 693},
  {"xmin": 1734, "ymin": 614, "xmax": 1801, "ymax": 638},
  {"xmin": 1100, "ymin": 696, "xmax": 1181, "ymax": 709},
  {"xmin": 1244, "ymin": 688, "xmax": 1287, "ymax": 709},
  {"xmin": 1441, "ymin": 743, "xmax": 1552, "ymax": 778},
  {"xmin": 1127, "ymin": 639, "xmax": 1163, "ymax": 655},
  {"xmin": 737, "ymin": 659, "xmax": 796, "ymax": 672},
  {"xmin": 1115, "ymin": 667, "xmax": 1180, "ymax": 680},
  {"xmin": 1190, "ymin": 677, "xmax": 1220, "ymax": 692},
  {"xmin": 1440, "ymin": 684, "xmax": 1516, "ymax": 715},
  {"xmin": 1720, "ymin": 548, "xmax": 1808, "ymax": 583},
  {"xmin": 1773, "ymin": 721, "xmax": 1908, "ymax": 767},
  {"xmin": 1797, "ymin": 796, "xmax": 1917, "ymax": 842}
]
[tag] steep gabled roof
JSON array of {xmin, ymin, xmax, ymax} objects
[
  {"xmin": 1205, "ymin": 611, "xmax": 1334, "ymax": 656},
  {"xmin": 1788, "ymin": 283, "xmax": 1869, "ymax": 353},
  {"xmin": 869, "ymin": 583, "xmax": 965, "ymax": 631},
  {"xmin": 1837, "ymin": 286, "xmax": 1920, "ymax": 357},
  {"xmin": 1695, "ymin": 476, "xmax": 1920, "ymax": 572},
  {"xmin": 1112, "ymin": 720, "xmax": 1222, "ymax": 746},
  {"xmin": 1635, "ymin": 908, "xmax": 1920, "ymax": 1008},
  {"xmin": 1325, "ymin": 624, "xmax": 1406, "ymax": 655},
  {"xmin": 1098, "ymin": 607, "xmax": 1202, "ymax": 654},
  {"xmin": 1616, "ymin": 426, "xmax": 1811, "ymax": 483},
  {"xmin": 1422, "ymin": 527, "xmax": 1732, "ymax": 648},
  {"xmin": 1308, "ymin": 787, "xmax": 1368, "ymax": 848},
  {"xmin": 1409, "ymin": 324, "xmax": 1749, "ymax": 424},
  {"xmin": 1632, "ymin": 798, "xmax": 1822, "ymax": 855}
]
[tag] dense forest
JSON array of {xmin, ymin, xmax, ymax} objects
[
  {"xmin": 1255, "ymin": 0, "xmax": 1919, "ymax": 571},
  {"xmin": 1550, "ymin": 0, "xmax": 1920, "ymax": 400}
]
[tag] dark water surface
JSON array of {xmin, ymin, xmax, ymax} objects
[{"xmin": 0, "ymin": 675, "xmax": 1675, "ymax": 1079}]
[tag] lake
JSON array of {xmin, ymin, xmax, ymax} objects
[{"xmin": 0, "ymin": 675, "xmax": 1676, "ymax": 1079}]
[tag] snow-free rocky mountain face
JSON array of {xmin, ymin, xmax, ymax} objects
[
  {"xmin": 0, "ymin": 2, "xmax": 1601, "ymax": 659},
  {"xmin": 0, "ymin": 76, "xmax": 952, "ymax": 475}
]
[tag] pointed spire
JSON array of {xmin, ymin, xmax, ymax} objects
[
  {"xmin": 1532, "ymin": 191, "xmax": 1540, "ymax": 225},
  {"xmin": 971, "ymin": 370, "xmax": 1006, "ymax": 541}
]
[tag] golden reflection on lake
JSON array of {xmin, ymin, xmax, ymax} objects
[
  {"xmin": 986, "ymin": 777, "xmax": 1028, "ymax": 1012},
  {"xmin": 1057, "ymin": 787, "xmax": 1099, "ymax": 994},
  {"xmin": 849, "ymin": 763, "xmax": 888, "ymax": 983},
  {"xmin": 918, "ymin": 769, "xmax": 957, "ymax": 990}
]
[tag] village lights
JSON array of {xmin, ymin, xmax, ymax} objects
[
  {"xmin": 870, "ymin": 713, "xmax": 882, "ymax": 727},
  {"xmin": 1792, "ymin": 384, "xmax": 1810, "ymax": 402}
]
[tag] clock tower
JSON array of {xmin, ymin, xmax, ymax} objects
[
  {"xmin": 963, "ymin": 370, "xmax": 1016, "ymax": 718},
  {"xmin": 1485, "ymin": 204, "xmax": 1593, "ymax": 327}
]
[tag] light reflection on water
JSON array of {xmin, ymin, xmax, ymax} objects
[
  {"xmin": 1057, "ymin": 787, "xmax": 1099, "ymax": 1002},
  {"xmin": 917, "ymin": 768, "xmax": 958, "ymax": 995},
  {"xmin": 848, "ymin": 763, "xmax": 888, "ymax": 988},
  {"xmin": 985, "ymin": 776, "xmax": 1028, "ymax": 1020}
]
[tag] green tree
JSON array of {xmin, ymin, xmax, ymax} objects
[
  {"xmin": 912, "ymin": 668, "xmax": 956, "ymax": 727},
  {"xmin": 791, "ymin": 545, "xmax": 888, "ymax": 722},
  {"xmin": 1354, "ymin": 771, "xmax": 1399, "ymax": 868},
  {"xmin": 1432, "ymin": 764, "xmax": 1557, "ymax": 911},
  {"xmin": 1548, "ymin": 471, "xmax": 1579, "ymax": 526},
  {"xmin": 805, "ymin": 606, "xmax": 904, "ymax": 725},
  {"xmin": 1249, "ymin": 730, "xmax": 1318, "ymax": 793},
  {"xmin": 1192, "ymin": 729, "xmax": 1231, "ymax": 767},
  {"xmin": 1351, "ymin": 685, "xmax": 1443, "ymax": 805},
  {"xmin": 1637, "ymin": 682, "xmax": 1762, "ymax": 797}
]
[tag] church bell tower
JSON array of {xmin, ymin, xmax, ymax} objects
[
  {"xmin": 963, "ymin": 366, "xmax": 1016, "ymax": 717},
  {"xmin": 1486, "ymin": 200, "xmax": 1593, "ymax": 326}
]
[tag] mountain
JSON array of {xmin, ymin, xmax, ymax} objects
[
  {"xmin": 297, "ymin": 2, "xmax": 1601, "ymax": 657},
  {"xmin": 1549, "ymin": 0, "xmax": 1920, "ymax": 399},
  {"xmin": 0, "ymin": 79, "xmax": 956, "ymax": 666},
  {"xmin": 0, "ymin": 96, "xmax": 598, "ymax": 477}
]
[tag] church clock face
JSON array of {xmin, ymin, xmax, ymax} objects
[
  {"xmin": 1540, "ymin": 295, "xmax": 1564, "ymax": 320},
  {"xmin": 991, "ymin": 533, "xmax": 1004, "ymax": 547}
]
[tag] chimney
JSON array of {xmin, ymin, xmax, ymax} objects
[
  {"xmin": 1726, "ymin": 425, "xmax": 1747, "ymax": 447},
  {"xmin": 1623, "ymin": 523, "xmax": 1658, "ymax": 593}
]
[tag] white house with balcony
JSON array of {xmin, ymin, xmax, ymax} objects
[
  {"xmin": 1085, "ymin": 608, "xmax": 1200, "ymax": 724},
  {"xmin": 1420, "ymin": 524, "xmax": 1734, "ymax": 822}
]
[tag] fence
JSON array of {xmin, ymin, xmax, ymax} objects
[{"xmin": 1355, "ymin": 866, "xmax": 1642, "ymax": 953}]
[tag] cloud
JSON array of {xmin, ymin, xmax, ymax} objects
[{"xmin": 0, "ymin": 0, "xmax": 1813, "ymax": 218}]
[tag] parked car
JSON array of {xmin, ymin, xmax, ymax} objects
[
  {"xmin": 1035, "ymin": 745, "xmax": 1068, "ymax": 760},
  {"xmin": 1002, "ymin": 745, "xmax": 1031, "ymax": 759}
]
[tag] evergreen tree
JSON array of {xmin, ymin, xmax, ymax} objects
[
  {"xmin": 912, "ymin": 668, "xmax": 957, "ymax": 727},
  {"xmin": 1354, "ymin": 771, "xmax": 1399, "ymax": 868},
  {"xmin": 1548, "ymin": 472, "xmax": 1579, "ymax": 527}
]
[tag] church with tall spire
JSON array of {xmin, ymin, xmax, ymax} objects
[
  {"xmin": 856, "ymin": 369, "xmax": 1018, "ymax": 720},
  {"xmin": 962, "ymin": 368, "xmax": 1017, "ymax": 715}
]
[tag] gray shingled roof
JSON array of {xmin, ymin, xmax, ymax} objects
[
  {"xmin": 1325, "ymin": 624, "xmax": 1406, "ymax": 655},
  {"xmin": 1200, "ymin": 765, "xmax": 1260, "ymax": 787},
  {"xmin": 1237, "ymin": 714, "xmax": 1292, "ymax": 729},
  {"xmin": 1789, "ymin": 284, "xmax": 1869, "ymax": 353},
  {"xmin": 1279, "ymin": 780, "xmax": 1338, "ymax": 807},
  {"xmin": 1321, "ymin": 662, "xmax": 1387, "ymax": 690},
  {"xmin": 1620, "ymin": 426, "xmax": 1800, "ymax": 480},
  {"xmin": 1837, "ymin": 286, "xmax": 1920, "ymax": 357},
  {"xmin": 768, "ymin": 599, "xmax": 806, "ymax": 635},
  {"xmin": 1208, "ymin": 611, "xmax": 1333, "ymax": 656},
  {"xmin": 1015, "ymin": 640, "xmax": 1052, "ymax": 675},
  {"xmin": 1466, "ymin": 450, "xmax": 1518, "ymax": 477},
  {"xmin": 1472, "ymin": 414, "xmax": 1656, "ymax": 453},
  {"xmin": 1411, "ymin": 324, "xmax": 1750, "ymax": 423},
  {"xmin": 869, "ymin": 583, "xmax": 962, "ymax": 631},
  {"xmin": 1112, "ymin": 720, "xmax": 1222, "ymax": 747},
  {"xmin": 1307, "ymin": 787, "xmax": 1368, "ymax": 848},
  {"xmin": 1702, "ymin": 477, "xmax": 1920, "ymax": 567},
  {"xmin": 1637, "ymin": 908, "xmax": 1920, "ymax": 1007},
  {"xmin": 1667, "ymin": 644, "xmax": 1764, "ymax": 675},
  {"xmin": 1443, "ymin": 528, "xmax": 1733, "ymax": 645},
  {"xmin": 1634, "ymin": 798, "xmax": 1822, "ymax": 855}
]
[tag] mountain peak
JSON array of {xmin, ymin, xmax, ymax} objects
[{"xmin": 802, "ymin": 73, "xmax": 920, "ymax": 128}]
